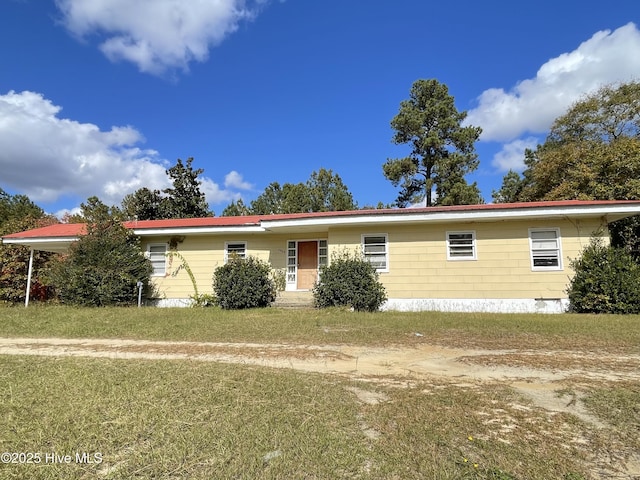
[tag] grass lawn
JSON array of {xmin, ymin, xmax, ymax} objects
[
  {"xmin": 0, "ymin": 306, "xmax": 639, "ymax": 479},
  {"xmin": 2, "ymin": 305, "xmax": 640, "ymax": 352},
  {"xmin": 0, "ymin": 355, "xmax": 616, "ymax": 480}
]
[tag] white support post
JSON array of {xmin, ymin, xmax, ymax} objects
[{"xmin": 25, "ymin": 248, "xmax": 34, "ymax": 307}]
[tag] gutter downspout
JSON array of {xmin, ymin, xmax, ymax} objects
[{"xmin": 25, "ymin": 248, "xmax": 34, "ymax": 307}]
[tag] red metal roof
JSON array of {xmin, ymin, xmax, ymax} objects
[
  {"xmin": 257, "ymin": 199, "xmax": 640, "ymax": 219},
  {"xmin": 3, "ymin": 199, "xmax": 640, "ymax": 240},
  {"xmin": 122, "ymin": 215, "xmax": 264, "ymax": 229},
  {"xmin": 2, "ymin": 222, "xmax": 87, "ymax": 239}
]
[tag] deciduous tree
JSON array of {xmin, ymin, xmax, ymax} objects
[
  {"xmin": 47, "ymin": 205, "xmax": 152, "ymax": 306},
  {"xmin": 223, "ymin": 168, "xmax": 357, "ymax": 215},
  {"xmin": 0, "ymin": 190, "xmax": 56, "ymax": 303},
  {"xmin": 492, "ymin": 149, "xmax": 537, "ymax": 203},
  {"xmin": 306, "ymin": 168, "xmax": 357, "ymax": 211},
  {"xmin": 494, "ymin": 81, "xmax": 640, "ymax": 256},
  {"xmin": 248, "ymin": 182, "xmax": 307, "ymax": 214}
]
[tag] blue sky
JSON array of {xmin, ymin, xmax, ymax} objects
[{"xmin": 1, "ymin": 0, "xmax": 639, "ymax": 217}]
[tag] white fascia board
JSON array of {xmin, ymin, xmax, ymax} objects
[
  {"xmin": 1, "ymin": 236, "xmax": 79, "ymax": 253},
  {"xmin": 1, "ymin": 236, "xmax": 79, "ymax": 246},
  {"xmin": 261, "ymin": 204, "xmax": 640, "ymax": 230},
  {"xmin": 132, "ymin": 226, "xmax": 266, "ymax": 236}
]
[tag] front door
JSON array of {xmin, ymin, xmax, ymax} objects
[{"xmin": 297, "ymin": 241, "xmax": 318, "ymax": 290}]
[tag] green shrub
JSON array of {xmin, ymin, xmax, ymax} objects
[
  {"xmin": 212, "ymin": 255, "xmax": 276, "ymax": 309},
  {"xmin": 270, "ymin": 267, "xmax": 286, "ymax": 294},
  {"xmin": 47, "ymin": 220, "xmax": 152, "ymax": 306},
  {"xmin": 190, "ymin": 293, "xmax": 216, "ymax": 307},
  {"xmin": 567, "ymin": 237, "xmax": 640, "ymax": 314},
  {"xmin": 313, "ymin": 250, "xmax": 387, "ymax": 312}
]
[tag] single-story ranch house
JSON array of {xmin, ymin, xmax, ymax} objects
[{"xmin": 4, "ymin": 200, "xmax": 640, "ymax": 313}]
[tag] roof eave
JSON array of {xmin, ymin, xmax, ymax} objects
[
  {"xmin": 262, "ymin": 204, "xmax": 640, "ymax": 229},
  {"xmin": 1, "ymin": 236, "xmax": 79, "ymax": 253},
  {"xmin": 133, "ymin": 226, "xmax": 266, "ymax": 236}
]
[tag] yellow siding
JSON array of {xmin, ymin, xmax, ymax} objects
[
  {"xmin": 142, "ymin": 232, "xmax": 327, "ymax": 299},
  {"xmin": 141, "ymin": 217, "xmax": 606, "ymax": 301},
  {"xmin": 327, "ymin": 218, "xmax": 607, "ymax": 300}
]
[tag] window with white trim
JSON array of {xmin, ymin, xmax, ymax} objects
[
  {"xmin": 318, "ymin": 240, "xmax": 328, "ymax": 267},
  {"xmin": 362, "ymin": 234, "xmax": 388, "ymax": 272},
  {"xmin": 446, "ymin": 231, "xmax": 476, "ymax": 260},
  {"xmin": 147, "ymin": 244, "xmax": 167, "ymax": 276},
  {"xmin": 286, "ymin": 241, "xmax": 296, "ymax": 284},
  {"xmin": 529, "ymin": 228, "xmax": 562, "ymax": 270},
  {"xmin": 225, "ymin": 242, "xmax": 246, "ymax": 262}
]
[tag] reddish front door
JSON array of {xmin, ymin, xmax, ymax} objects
[{"xmin": 297, "ymin": 241, "xmax": 318, "ymax": 290}]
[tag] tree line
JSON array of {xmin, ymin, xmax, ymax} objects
[
  {"xmin": 4, "ymin": 79, "xmax": 639, "ymax": 224},
  {"xmin": 491, "ymin": 81, "xmax": 640, "ymax": 259},
  {"xmin": 1, "ymin": 78, "xmax": 639, "ymax": 310}
]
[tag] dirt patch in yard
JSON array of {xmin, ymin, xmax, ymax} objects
[
  {"xmin": 459, "ymin": 351, "xmax": 640, "ymax": 379},
  {"xmin": 1, "ymin": 336, "xmax": 638, "ymax": 384},
  {"xmin": 1, "ymin": 336, "xmax": 639, "ymax": 479}
]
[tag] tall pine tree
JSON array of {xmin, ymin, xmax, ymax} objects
[{"xmin": 383, "ymin": 79, "xmax": 483, "ymax": 207}]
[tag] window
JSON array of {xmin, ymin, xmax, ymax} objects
[
  {"xmin": 287, "ymin": 241, "xmax": 296, "ymax": 284},
  {"xmin": 318, "ymin": 240, "xmax": 328, "ymax": 267},
  {"xmin": 225, "ymin": 242, "xmax": 246, "ymax": 262},
  {"xmin": 362, "ymin": 234, "xmax": 388, "ymax": 272},
  {"xmin": 447, "ymin": 231, "xmax": 476, "ymax": 260},
  {"xmin": 147, "ymin": 244, "xmax": 167, "ymax": 276},
  {"xmin": 529, "ymin": 229, "xmax": 562, "ymax": 270}
]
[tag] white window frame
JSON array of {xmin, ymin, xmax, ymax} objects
[
  {"xmin": 286, "ymin": 241, "xmax": 297, "ymax": 288},
  {"xmin": 529, "ymin": 228, "xmax": 563, "ymax": 271},
  {"xmin": 446, "ymin": 231, "xmax": 477, "ymax": 261},
  {"xmin": 147, "ymin": 243, "xmax": 168, "ymax": 277},
  {"xmin": 362, "ymin": 234, "xmax": 389, "ymax": 273},
  {"xmin": 318, "ymin": 239, "xmax": 328, "ymax": 268},
  {"xmin": 285, "ymin": 239, "xmax": 328, "ymax": 291},
  {"xmin": 224, "ymin": 241, "xmax": 247, "ymax": 263}
]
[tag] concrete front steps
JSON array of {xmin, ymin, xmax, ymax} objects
[{"xmin": 272, "ymin": 291, "xmax": 314, "ymax": 309}]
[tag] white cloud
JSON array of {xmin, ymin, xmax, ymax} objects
[
  {"xmin": 0, "ymin": 90, "xmax": 249, "ymax": 209},
  {"xmin": 53, "ymin": 206, "xmax": 82, "ymax": 221},
  {"xmin": 200, "ymin": 177, "xmax": 242, "ymax": 206},
  {"xmin": 224, "ymin": 170, "xmax": 253, "ymax": 190},
  {"xmin": 492, "ymin": 137, "xmax": 539, "ymax": 172},
  {"xmin": 55, "ymin": 0, "xmax": 266, "ymax": 75},
  {"xmin": 0, "ymin": 90, "xmax": 168, "ymax": 204},
  {"xmin": 467, "ymin": 23, "xmax": 640, "ymax": 142}
]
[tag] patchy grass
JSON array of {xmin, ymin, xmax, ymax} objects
[
  {"xmin": 0, "ymin": 356, "xmax": 368, "ymax": 479},
  {"xmin": 2, "ymin": 305, "xmax": 640, "ymax": 352},
  {"xmin": 582, "ymin": 382, "xmax": 640, "ymax": 465},
  {"xmin": 365, "ymin": 382, "xmax": 594, "ymax": 479},
  {"xmin": 460, "ymin": 353, "xmax": 640, "ymax": 375},
  {"xmin": 1, "ymin": 306, "xmax": 638, "ymax": 478},
  {"xmin": 0, "ymin": 355, "xmax": 601, "ymax": 480}
]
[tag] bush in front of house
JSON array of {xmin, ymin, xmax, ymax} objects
[
  {"xmin": 313, "ymin": 250, "xmax": 387, "ymax": 312},
  {"xmin": 47, "ymin": 220, "xmax": 152, "ymax": 306},
  {"xmin": 567, "ymin": 237, "xmax": 640, "ymax": 314},
  {"xmin": 212, "ymin": 255, "xmax": 276, "ymax": 309}
]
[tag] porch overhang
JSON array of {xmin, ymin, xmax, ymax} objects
[{"xmin": 1, "ymin": 236, "xmax": 78, "ymax": 253}]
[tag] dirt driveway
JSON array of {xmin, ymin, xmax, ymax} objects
[
  {"xmin": 1, "ymin": 336, "xmax": 639, "ymax": 478},
  {"xmin": 1, "ymin": 336, "xmax": 638, "ymax": 421}
]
